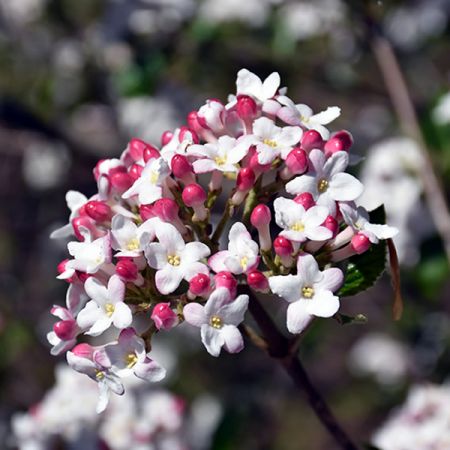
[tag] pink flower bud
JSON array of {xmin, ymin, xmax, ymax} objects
[
  {"xmin": 129, "ymin": 138, "xmax": 148, "ymax": 161},
  {"xmin": 179, "ymin": 126, "xmax": 199, "ymax": 144},
  {"xmin": 116, "ymin": 258, "xmax": 138, "ymax": 281},
  {"xmin": 77, "ymin": 272, "xmax": 90, "ymax": 283},
  {"xmin": 189, "ymin": 273, "xmax": 211, "ymax": 297},
  {"xmin": 72, "ymin": 343, "xmax": 94, "ymax": 359},
  {"xmin": 247, "ymin": 270, "xmax": 269, "ymax": 292},
  {"xmin": 152, "ymin": 198, "xmax": 179, "ymax": 222},
  {"xmin": 236, "ymin": 95, "xmax": 257, "ymax": 120},
  {"xmin": 171, "ymin": 154, "xmax": 194, "ymax": 180},
  {"xmin": 236, "ymin": 167, "xmax": 255, "ymax": 191},
  {"xmin": 301, "ymin": 130, "xmax": 324, "ymax": 151},
  {"xmin": 151, "ymin": 303, "xmax": 178, "ymax": 330},
  {"xmin": 93, "ymin": 159, "xmax": 105, "ymax": 181},
  {"xmin": 53, "ymin": 320, "xmax": 76, "ymax": 340},
  {"xmin": 331, "ymin": 130, "xmax": 353, "ymax": 149},
  {"xmin": 71, "ymin": 216, "xmax": 97, "ymax": 241},
  {"xmin": 161, "ymin": 131, "xmax": 174, "ymax": 146},
  {"xmin": 110, "ymin": 171, "xmax": 133, "ymax": 192},
  {"xmin": 324, "ymin": 215, "xmax": 339, "ymax": 238},
  {"xmin": 128, "ymin": 163, "xmax": 143, "ymax": 181},
  {"xmin": 294, "ymin": 192, "xmax": 315, "ymax": 210},
  {"xmin": 85, "ymin": 201, "xmax": 112, "ymax": 222},
  {"xmin": 57, "ymin": 259, "xmax": 75, "ymax": 283},
  {"xmin": 143, "ymin": 145, "xmax": 160, "ymax": 163},
  {"xmin": 249, "ymin": 148, "xmax": 271, "ymax": 173},
  {"xmin": 351, "ymin": 233, "xmax": 371, "ymax": 254},
  {"xmin": 214, "ymin": 271, "xmax": 237, "ymax": 298},
  {"xmin": 273, "ymin": 235, "xmax": 293, "ymax": 256},
  {"xmin": 285, "ymin": 147, "xmax": 308, "ymax": 175},
  {"xmin": 182, "ymin": 183, "xmax": 206, "ymax": 207},
  {"xmin": 250, "ymin": 204, "xmax": 271, "ymax": 228},
  {"xmin": 187, "ymin": 111, "xmax": 205, "ymax": 134}
]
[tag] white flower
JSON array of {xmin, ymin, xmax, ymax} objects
[
  {"xmin": 145, "ymin": 222, "xmax": 210, "ymax": 294},
  {"xmin": 67, "ymin": 349, "xmax": 124, "ymax": 414},
  {"xmin": 50, "ymin": 190, "xmax": 87, "ymax": 239},
  {"xmin": 433, "ymin": 92, "xmax": 450, "ymax": 125},
  {"xmin": 65, "ymin": 233, "xmax": 112, "ymax": 276},
  {"xmin": 122, "ymin": 157, "xmax": 170, "ymax": 205},
  {"xmin": 183, "ymin": 287, "xmax": 249, "ymax": 357},
  {"xmin": 286, "ymin": 149, "xmax": 363, "ymax": 215},
  {"xmin": 269, "ymin": 253, "xmax": 343, "ymax": 334},
  {"xmin": 340, "ymin": 203, "xmax": 398, "ymax": 244},
  {"xmin": 274, "ymin": 197, "xmax": 332, "ymax": 242},
  {"xmin": 208, "ymin": 222, "xmax": 259, "ymax": 275},
  {"xmin": 111, "ymin": 215, "xmax": 160, "ymax": 257},
  {"xmin": 246, "ymin": 117, "xmax": 302, "ymax": 165},
  {"xmin": 236, "ymin": 68, "xmax": 281, "ymax": 103},
  {"xmin": 188, "ymin": 135, "xmax": 249, "ymax": 173},
  {"xmin": 95, "ymin": 328, "xmax": 166, "ymax": 383},
  {"xmin": 77, "ymin": 275, "xmax": 132, "ymax": 336},
  {"xmin": 277, "ymin": 96, "xmax": 340, "ymax": 139},
  {"xmin": 160, "ymin": 127, "xmax": 197, "ymax": 165}
]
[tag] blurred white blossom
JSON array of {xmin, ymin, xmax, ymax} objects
[
  {"xmin": 0, "ymin": 0, "xmax": 47, "ymax": 25},
  {"xmin": 373, "ymin": 383, "xmax": 450, "ymax": 450},
  {"xmin": 432, "ymin": 92, "xmax": 450, "ymax": 125}
]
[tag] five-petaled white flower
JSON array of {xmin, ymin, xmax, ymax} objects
[
  {"xmin": 95, "ymin": 328, "xmax": 166, "ymax": 383},
  {"xmin": 208, "ymin": 222, "xmax": 259, "ymax": 275},
  {"xmin": 63, "ymin": 233, "xmax": 112, "ymax": 278},
  {"xmin": 67, "ymin": 347, "xmax": 124, "ymax": 413},
  {"xmin": 188, "ymin": 135, "xmax": 249, "ymax": 174},
  {"xmin": 77, "ymin": 275, "xmax": 132, "ymax": 336},
  {"xmin": 286, "ymin": 149, "xmax": 364, "ymax": 215},
  {"xmin": 50, "ymin": 190, "xmax": 88, "ymax": 239},
  {"xmin": 277, "ymin": 96, "xmax": 341, "ymax": 140},
  {"xmin": 248, "ymin": 117, "xmax": 302, "ymax": 165},
  {"xmin": 111, "ymin": 215, "xmax": 160, "ymax": 257},
  {"xmin": 183, "ymin": 287, "xmax": 249, "ymax": 357},
  {"xmin": 122, "ymin": 157, "xmax": 170, "ymax": 205},
  {"xmin": 274, "ymin": 197, "xmax": 332, "ymax": 242},
  {"xmin": 269, "ymin": 253, "xmax": 343, "ymax": 334},
  {"xmin": 340, "ymin": 203, "xmax": 398, "ymax": 244},
  {"xmin": 145, "ymin": 223, "xmax": 210, "ymax": 295},
  {"xmin": 236, "ymin": 68, "xmax": 281, "ymax": 104}
]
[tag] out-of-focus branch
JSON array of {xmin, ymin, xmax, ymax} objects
[{"xmin": 242, "ymin": 286, "xmax": 360, "ymax": 450}]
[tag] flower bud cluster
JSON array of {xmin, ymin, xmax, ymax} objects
[{"xmin": 49, "ymin": 68, "xmax": 397, "ymax": 411}]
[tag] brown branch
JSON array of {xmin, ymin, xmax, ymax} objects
[{"xmin": 242, "ymin": 286, "xmax": 360, "ymax": 450}]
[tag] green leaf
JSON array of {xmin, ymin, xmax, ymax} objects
[{"xmin": 337, "ymin": 205, "xmax": 387, "ymax": 297}]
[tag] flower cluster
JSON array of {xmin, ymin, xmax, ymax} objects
[{"xmin": 49, "ymin": 68, "xmax": 397, "ymax": 411}]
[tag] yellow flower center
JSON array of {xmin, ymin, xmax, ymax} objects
[
  {"xmin": 95, "ymin": 370, "xmax": 105, "ymax": 380},
  {"xmin": 214, "ymin": 156, "xmax": 227, "ymax": 166},
  {"xmin": 210, "ymin": 315, "xmax": 223, "ymax": 329},
  {"xmin": 263, "ymin": 138, "xmax": 278, "ymax": 148},
  {"xmin": 240, "ymin": 256, "xmax": 248, "ymax": 271},
  {"xmin": 105, "ymin": 303, "xmax": 115, "ymax": 317},
  {"xmin": 125, "ymin": 352, "xmax": 138, "ymax": 369},
  {"xmin": 126, "ymin": 238, "xmax": 139, "ymax": 251},
  {"xmin": 291, "ymin": 222, "xmax": 305, "ymax": 232},
  {"xmin": 300, "ymin": 115, "xmax": 309, "ymax": 124},
  {"xmin": 318, "ymin": 178, "xmax": 329, "ymax": 193},
  {"xmin": 150, "ymin": 170, "xmax": 159, "ymax": 184},
  {"xmin": 167, "ymin": 255, "xmax": 181, "ymax": 266},
  {"xmin": 302, "ymin": 286, "xmax": 315, "ymax": 299}
]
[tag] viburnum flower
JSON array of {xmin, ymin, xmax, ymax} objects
[
  {"xmin": 187, "ymin": 135, "xmax": 249, "ymax": 173},
  {"xmin": 340, "ymin": 202, "xmax": 398, "ymax": 244},
  {"xmin": 183, "ymin": 287, "xmax": 249, "ymax": 357},
  {"xmin": 145, "ymin": 222, "xmax": 210, "ymax": 294},
  {"xmin": 67, "ymin": 345, "xmax": 124, "ymax": 413},
  {"xmin": 248, "ymin": 117, "xmax": 303, "ymax": 165},
  {"xmin": 277, "ymin": 96, "xmax": 341, "ymax": 139},
  {"xmin": 122, "ymin": 157, "xmax": 170, "ymax": 205},
  {"xmin": 274, "ymin": 197, "xmax": 332, "ymax": 242},
  {"xmin": 77, "ymin": 275, "xmax": 132, "ymax": 336},
  {"xmin": 48, "ymin": 68, "xmax": 398, "ymax": 418},
  {"xmin": 286, "ymin": 149, "xmax": 364, "ymax": 215},
  {"xmin": 95, "ymin": 328, "xmax": 166, "ymax": 382},
  {"xmin": 209, "ymin": 222, "xmax": 259, "ymax": 275},
  {"xmin": 269, "ymin": 253, "xmax": 343, "ymax": 334}
]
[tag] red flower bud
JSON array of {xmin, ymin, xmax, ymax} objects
[
  {"xmin": 351, "ymin": 233, "xmax": 371, "ymax": 254},
  {"xmin": 301, "ymin": 130, "xmax": 324, "ymax": 151},
  {"xmin": 236, "ymin": 167, "xmax": 255, "ymax": 191},
  {"xmin": 85, "ymin": 201, "xmax": 112, "ymax": 223},
  {"xmin": 247, "ymin": 270, "xmax": 269, "ymax": 292},
  {"xmin": 294, "ymin": 192, "xmax": 315, "ymax": 210},
  {"xmin": 182, "ymin": 183, "xmax": 206, "ymax": 207},
  {"xmin": 189, "ymin": 273, "xmax": 211, "ymax": 296},
  {"xmin": 116, "ymin": 259, "xmax": 138, "ymax": 281},
  {"xmin": 273, "ymin": 235, "xmax": 293, "ymax": 256},
  {"xmin": 285, "ymin": 147, "xmax": 308, "ymax": 175},
  {"xmin": 151, "ymin": 303, "xmax": 178, "ymax": 330},
  {"xmin": 250, "ymin": 204, "xmax": 271, "ymax": 228}
]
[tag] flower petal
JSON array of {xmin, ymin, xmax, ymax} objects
[
  {"xmin": 155, "ymin": 223, "xmax": 185, "ymax": 254},
  {"xmin": 208, "ymin": 251, "xmax": 230, "ymax": 273},
  {"xmin": 315, "ymin": 268, "xmax": 344, "ymax": 293},
  {"xmin": 134, "ymin": 357, "xmax": 166, "ymax": 382},
  {"xmin": 297, "ymin": 253, "xmax": 321, "ymax": 286},
  {"xmin": 145, "ymin": 242, "xmax": 168, "ymax": 270},
  {"xmin": 286, "ymin": 301, "xmax": 312, "ymax": 334},
  {"xmin": 201, "ymin": 325, "xmax": 224, "ymax": 357},
  {"xmin": 286, "ymin": 174, "xmax": 317, "ymax": 196},
  {"xmin": 262, "ymin": 72, "xmax": 280, "ymax": 100},
  {"xmin": 269, "ymin": 274, "xmax": 302, "ymax": 303},
  {"xmin": 306, "ymin": 291, "xmax": 340, "ymax": 318},
  {"xmin": 205, "ymin": 287, "xmax": 231, "ymax": 317},
  {"xmin": 112, "ymin": 302, "xmax": 132, "ymax": 329},
  {"xmin": 183, "ymin": 242, "xmax": 211, "ymax": 262},
  {"xmin": 222, "ymin": 325, "xmax": 244, "ymax": 354},
  {"xmin": 218, "ymin": 294, "xmax": 249, "ymax": 326},
  {"xmin": 155, "ymin": 266, "xmax": 183, "ymax": 295},
  {"xmin": 329, "ymin": 173, "xmax": 364, "ymax": 201},
  {"xmin": 183, "ymin": 303, "xmax": 207, "ymax": 327}
]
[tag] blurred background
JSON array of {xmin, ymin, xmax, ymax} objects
[{"xmin": 1, "ymin": 0, "xmax": 450, "ymax": 449}]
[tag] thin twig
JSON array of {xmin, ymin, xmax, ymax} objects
[{"xmin": 242, "ymin": 286, "xmax": 359, "ymax": 450}]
